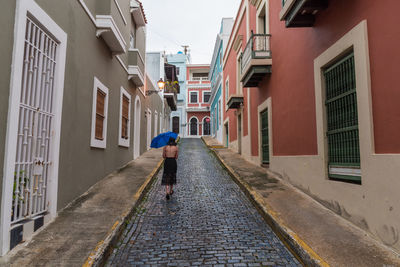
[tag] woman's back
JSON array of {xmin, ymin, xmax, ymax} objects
[{"xmin": 164, "ymin": 145, "xmax": 178, "ymax": 158}]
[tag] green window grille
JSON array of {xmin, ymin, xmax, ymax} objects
[
  {"xmin": 324, "ymin": 52, "xmax": 361, "ymax": 182},
  {"xmin": 261, "ymin": 109, "xmax": 270, "ymax": 164}
]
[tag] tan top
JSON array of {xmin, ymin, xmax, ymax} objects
[{"xmin": 163, "ymin": 145, "xmax": 179, "ymax": 159}]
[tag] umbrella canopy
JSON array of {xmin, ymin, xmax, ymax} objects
[{"xmin": 150, "ymin": 131, "xmax": 178, "ymax": 148}]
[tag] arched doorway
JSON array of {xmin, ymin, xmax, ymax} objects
[
  {"xmin": 190, "ymin": 117, "xmax": 198, "ymax": 136},
  {"xmin": 172, "ymin": 116, "xmax": 180, "ymax": 134},
  {"xmin": 134, "ymin": 96, "xmax": 141, "ymax": 159},
  {"xmin": 203, "ymin": 117, "xmax": 211, "ymax": 136}
]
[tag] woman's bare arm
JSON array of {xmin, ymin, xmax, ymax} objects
[{"xmin": 175, "ymin": 146, "xmax": 179, "ymax": 159}]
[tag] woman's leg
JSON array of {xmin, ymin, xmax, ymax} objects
[{"xmin": 170, "ymin": 185, "xmax": 173, "ymax": 194}]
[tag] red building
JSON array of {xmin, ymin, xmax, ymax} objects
[
  {"xmin": 186, "ymin": 65, "xmax": 211, "ymax": 137},
  {"xmin": 223, "ymin": 0, "xmax": 400, "ymax": 252}
]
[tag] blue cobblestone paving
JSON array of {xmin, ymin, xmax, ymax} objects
[{"xmin": 106, "ymin": 139, "xmax": 301, "ymax": 266}]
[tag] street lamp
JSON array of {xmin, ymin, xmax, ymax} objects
[
  {"xmin": 146, "ymin": 78, "xmax": 165, "ymax": 96},
  {"xmin": 157, "ymin": 78, "xmax": 165, "ymax": 90}
]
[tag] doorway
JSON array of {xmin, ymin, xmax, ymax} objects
[
  {"xmin": 261, "ymin": 109, "xmax": 269, "ymax": 164},
  {"xmin": 134, "ymin": 96, "xmax": 141, "ymax": 159},
  {"xmin": 225, "ymin": 123, "xmax": 229, "ymax": 147},
  {"xmin": 238, "ymin": 115, "xmax": 242, "ymax": 154},
  {"xmin": 172, "ymin": 116, "xmax": 180, "ymax": 134},
  {"xmin": 147, "ymin": 110, "xmax": 152, "ymax": 149},
  {"xmin": 190, "ymin": 117, "xmax": 198, "ymax": 136},
  {"xmin": 203, "ymin": 117, "xmax": 210, "ymax": 136}
]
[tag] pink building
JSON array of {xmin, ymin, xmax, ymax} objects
[
  {"xmin": 223, "ymin": 0, "xmax": 400, "ymax": 252},
  {"xmin": 186, "ymin": 65, "xmax": 211, "ymax": 137}
]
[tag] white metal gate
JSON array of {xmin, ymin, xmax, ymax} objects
[{"xmin": 11, "ymin": 17, "xmax": 58, "ymax": 223}]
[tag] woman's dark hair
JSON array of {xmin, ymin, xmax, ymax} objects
[{"xmin": 168, "ymin": 137, "xmax": 176, "ymax": 146}]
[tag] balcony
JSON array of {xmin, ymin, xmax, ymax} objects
[
  {"xmin": 240, "ymin": 33, "xmax": 272, "ymax": 87},
  {"xmin": 128, "ymin": 49, "xmax": 145, "ymax": 86},
  {"xmin": 164, "ymin": 82, "xmax": 179, "ymax": 111},
  {"xmin": 280, "ymin": 0, "xmax": 329, "ymax": 27},
  {"xmin": 227, "ymin": 95, "xmax": 244, "ymax": 109},
  {"xmin": 130, "ymin": 0, "xmax": 147, "ymax": 27},
  {"xmin": 96, "ymin": 15, "xmax": 126, "ymax": 54}
]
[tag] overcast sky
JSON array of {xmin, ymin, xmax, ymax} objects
[{"xmin": 142, "ymin": 0, "xmax": 241, "ymax": 64}]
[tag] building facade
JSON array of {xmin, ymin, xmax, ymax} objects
[
  {"xmin": 0, "ymin": 0, "xmax": 166, "ymax": 255},
  {"xmin": 209, "ymin": 18, "xmax": 234, "ymax": 143},
  {"xmin": 186, "ymin": 65, "xmax": 211, "ymax": 137},
  {"xmin": 167, "ymin": 52, "xmax": 191, "ymax": 137},
  {"xmin": 223, "ymin": 0, "xmax": 400, "ymax": 252}
]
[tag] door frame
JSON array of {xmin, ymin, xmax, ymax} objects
[{"xmin": 1, "ymin": 0, "xmax": 67, "ymax": 255}]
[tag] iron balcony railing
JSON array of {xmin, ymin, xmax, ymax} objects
[{"xmin": 240, "ymin": 32, "xmax": 272, "ymax": 75}]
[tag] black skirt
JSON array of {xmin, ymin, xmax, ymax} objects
[{"xmin": 162, "ymin": 158, "xmax": 177, "ymax": 185}]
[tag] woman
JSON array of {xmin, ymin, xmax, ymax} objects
[{"xmin": 162, "ymin": 137, "xmax": 178, "ymax": 200}]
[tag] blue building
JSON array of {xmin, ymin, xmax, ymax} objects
[
  {"xmin": 209, "ymin": 18, "xmax": 234, "ymax": 143},
  {"xmin": 167, "ymin": 52, "xmax": 191, "ymax": 137}
]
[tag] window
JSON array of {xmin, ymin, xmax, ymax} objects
[
  {"xmin": 91, "ymin": 77, "xmax": 109, "ymax": 148},
  {"xmin": 237, "ymin": 53, "xmax": 243, "ymax": 95},
  {"xmin": 214, "ymin": 107, "xmax": 217, "ymax": 134},
  {"xmin": 192, "ymin": 72, "xmax": 209, "ymax": 81},
  {"xmin": 176, "ymin": 67, "xmax": 180, "ymax": 76},
  {"xmin": 119, "ymin": 87, "xmax": 131, "ymax": 147},
  {"xmin": 203, "ymin": 92, "xmax": 211, "ymax": 103},
  {"xmin": 130, "ymin": 33, "xmax": 135, "ymax": 49},
  {"xmin": 324, "ymin": 52, "xmax": 360, "ymax": 182},
  {"xmin": 154, "ymin": 111, "xmax": 158, "ymax": 137},
  {"xmin": 190, "ymin": 92, "xmax": 198, "ymax": 103},
  {"xmin": 218, "ymin": 99, "xmax": 222, "ymax": 128},
  {"xmin": 96, "ymin": 90, "xmax": 106, "ymax": 140},
  {"xmin": 225, "ymin": 78, "xmax": 229, "ymax": 103}
]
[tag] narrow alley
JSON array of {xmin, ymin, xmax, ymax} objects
[{"xmin": 107, "ymin": 139, "xmax": 300, "ymax": 266}]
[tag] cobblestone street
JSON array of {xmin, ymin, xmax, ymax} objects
[{"xmin": 107, "ymin": 139, "xmax": 300, "ymax": 266}]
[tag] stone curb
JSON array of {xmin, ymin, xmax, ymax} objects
[
  {"xmin": 82, "ymin": 158, "xmax": 165, "ymax": 267},
  {"xmin": 201, "ymin": 137, "xmax": 329, "ymax": 267}
]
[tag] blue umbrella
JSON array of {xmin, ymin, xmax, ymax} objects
[{"xmin": 151, "ymin": 131, "xmax": 178, "ymax": 148}]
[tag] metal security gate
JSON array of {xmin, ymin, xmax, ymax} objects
[
  {"xmin": 324, "ymin": 52, "xmax": 360, "ymax": 182},
  {"xmin": 261, "ymin": 109, "xmax": 269, "ymax": 164},
  {"xmin": 11, "ymin": 17, "xmax": 58, "ymax": 223}
]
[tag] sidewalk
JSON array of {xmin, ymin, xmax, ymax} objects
[
  {"xmin": 202, "ymin": 136, "xmax": 400, "ymax": 267},
  {"xmin": 1, "ymin": 149, "xmax": 164, "ymax": 267}
]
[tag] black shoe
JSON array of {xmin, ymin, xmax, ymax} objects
[{"xmin": 166, "ymin": 194, "xmax": 170, "ymax": 200}]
